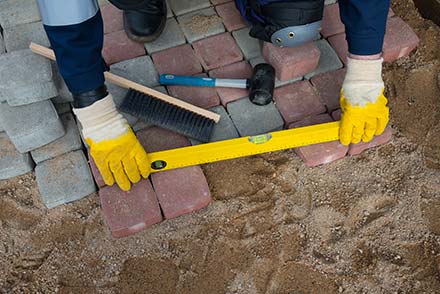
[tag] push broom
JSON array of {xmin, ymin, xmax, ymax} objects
[{"xmin": 29, "ymin": 43, "xmax": 220, "ymax": 142}]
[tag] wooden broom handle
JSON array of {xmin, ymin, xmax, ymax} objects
[{"xmin": 29, "ymin": 42, "xmax": 221, "ymax": 122}]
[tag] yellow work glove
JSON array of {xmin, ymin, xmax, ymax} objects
[
  {"xmin": 73, "ymin": 94, "xmax": 150, "ymax": 191},
  {"xmin": 339, "ymin": 57, "xmax": 390, "ymax": 146}
]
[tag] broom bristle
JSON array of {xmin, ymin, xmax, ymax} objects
[{"xmin": 120, "ymin": 89, "xmax": 215, "ymax": 142}]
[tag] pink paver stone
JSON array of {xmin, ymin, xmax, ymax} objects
[
  {"xmin": 382, "ymin": 17, "xmax": 420, "ymax": 62},
  {"xmin": 193, "ymin": 32, "xmax": 243, "ymax": 70},
  {"xmin": 209, "ymin": 61, "xmax": 253, "ymax": 106},
  {"xmin": 310, "ymin": 68, "xmax": 346, "ymax": 112},
  {"xmin": 88, "ymin": 155, "xmax": 106, "ymax": 188},
  {"xmin": 152, "ymin": 44, "xmax": 203, "ymax": 75},
  {"xmin": 216, "ymin": 2, "xmax": 248, "ymax": 31},
  {"xmin": 348, "ymin": 127, "xmax": 393, "ymax": 155},
  {"xmin": 331, "ymin": 109, "xmax": 342, "ymax": 121},
  {"xmin": 290, "ymin": 115, "xmax": 348, "ymax": 167},
  {"xmin": 136, "ymin": 126, "xmax": 191, "ymax": 152},
  {"xmin": 262, "ymin": 42, "xmax": 321, "ymax": 81},
  {"xmin": 321, "ymin": 3, "xmax": 345, "ymax": 38},
  {"xmin": 288, "ymin": 113, "xmax": 333, "ymax": 129},
  {"xmin": 101, "ymin": 4, "xmax": 123, "ymax": 34},
  {"xmin": 102, "ymin": 30, "xmax": 146, "ymax": 65},
  {"xmin": 136, "ymin": 126, "xmax": 212, "ymax": 218},
  {"xmin": 274, "ymin": 81, "xmax": 326, "ymax": 125},
  {"xmin": 99, "ymin": 179, "xmax": 163, "ymax": 238},
  {"xmin": 168, "ymin": 73, "xmax": 220, "ymax": 109},
  {"xmin": 151, "ymin": 166, "xmax": 212, "ymax": 219},
  {"xmin": 327, "ymin": 33, "xmax": 348, "ymax": 66}
]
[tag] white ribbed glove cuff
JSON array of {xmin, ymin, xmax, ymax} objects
[
  {"xmin": 342, "ymin": 57, "xmax": 385, "ymax": 106},
  {"xmin": 73, "ymin": 94, "xmax": 129, "ymax": 143}
]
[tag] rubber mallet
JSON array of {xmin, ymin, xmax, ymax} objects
[{"xmin": 159, "ymin": 63, "xmax": 276, "ymax": 106}]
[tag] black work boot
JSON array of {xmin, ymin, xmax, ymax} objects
[{"xmin": 122, "ymin": 0, "xmax": 167, "ymax": 43}]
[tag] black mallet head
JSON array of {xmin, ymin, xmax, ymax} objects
[{"xmin": 249, "ymin": 63, "xmax": 276, "ymax": 106}]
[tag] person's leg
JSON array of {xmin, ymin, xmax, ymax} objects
[
  {"xmin": 109, "ymin": 0, "xmax": 167, "ymax": 42},
  {"xmin": 36, "ymin": 0, "xmax": 108, "ymax": 107}
]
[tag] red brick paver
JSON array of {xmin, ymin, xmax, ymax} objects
[
  {"xmin": 101, "ymin": 4, "xmax": 123, "ymax": 34},
  {"xmin": 152, "ymin": 44, "xmax": 203, "ymax": 75},
  {"xmin": 209, "ymin": 61, "xmax": 253, "ymax": 106},
  {"xmin": 99, "ymin": 179, "xmax": 163, "ymax": 238},
  {"xmin": 288, "ymin": 113, "xmax": 333, "ymax": 129},
  {"xmin": 89, "ymin": 155, "xmax": 106, "ymax": 188},
  {"xmin": 327, "ymin": 33, "xmax": 348, "ymax": 66},
  {"xmin": 321, "ymin": 3, "xmax": 345, "ymax": 38},
  {"xmin": 215, "ymin": 2, "xmax": 248, "ymax": 32},
  {"xmin": 262, "ymin": 42, "xmax": 320, "ymax": 81},
  {"xmin": 103, "ymin": 30, "xmax": 146, "ymax": 65},
  {"xmin": 310, "ymin": 68, "xmax": 346, "ymax": 112},
  {"xmin": 136, "ymin": 126, "xmax": 191, "ymax": 152},
  {"xmin": 382, "ymin": 17, "xmax": 420, "ymax": 62},
  {"xmin": 348, "ymin": 127, "xmax": 392, "ymax": 155},
  {"xmin": 151, "ymin": 166, "xmax": 212, "ymax": 219},
  {"xmin": 168, "ymin": 73, "xmax": 221, "ymax": 109},
  {"xmin": 274, "ymin": 81, "xmax": 326, "ymax": 125},
  {"xmin": 193, "ymin": 32, "xmax": 243, "ymax": 71}
]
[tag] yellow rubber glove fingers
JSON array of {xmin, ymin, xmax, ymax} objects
[
  {"xmin": 96, "ymin": 159, "xmax": 116, "ymax": 187},
  {"xmin": 122, "ymin": 156, "xmax": 141, "ymax": 184},
  {"xmin": 109, "ymin": 159, "xmax": 131, "ymax": 191},
  {"xmin": 351, "ymin": 120, "xmax": 366, "ymax": 144},
  {"xmin": 362, "ymin": 118, "xmax": 378, "ymax": 143},
  {"xmin": 339, "ymin": 114, "xmax": 354, "ymax": 146},
  {"xmin": 134, "ymin": 145, "xmax": 151, "ymax": 179}
]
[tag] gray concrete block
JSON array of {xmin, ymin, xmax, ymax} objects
[
  {"xmin": 50, "ymin": 62, "xmax": 73, "ymax": 103},
  {"xmin": 35, "ymin": 150, "xmax": 96, "ymax": 209},
  {"xmin": 0, "ymin": 100, "xmax": 65, "ymax": 153},
  {"xmin": 305, "ymin": 39, "xmax": 343, "ymax": 80},
  {"xmin": 0, "ymin": 0, "xmax": 41, "ymax": 28},
  {"xmin": 144, "ymin": 17, "xmax": 186, "ymax": 54},
  {"xmin": 166, "ymin": 0, "xmax": 173, "ymax": 17},
  {"xmin": 191, "ymin": 105, "xmax": 239, "ymax": 145},
  {"xmin": 3, "ymin": 21, "xmax": 50, "ymax": 52},
  {"xmin": 0, "ymin": 49, "xmax": 58, "ymax": 106},
  {"xmin": 232, "ymin": 27, "xmax": 262, "ymax": 60},
  {"xmin": 178, "ymin": 8, "xmax": 225, "ymax": 43},
  {"xmin": 169, "ymin": 0, "xmax": 211, "ymax": 16},
  {"xmin": 0, "ymin": 132, "xmax": 35, "ymax": 180},
  {"xmin": 31, "ymin": 113, "xmax": 82, "ymax": 163},
  {"xmin": 0, "ymin": 34, "xmax": 5, "ymax": 54},
  {"xmin": 227, "ymin": 97, "xmax": 284, "ymax": 136},
  {"xmin": 110, "ymin": 55, "xmax": 159, "ymax": 87}
]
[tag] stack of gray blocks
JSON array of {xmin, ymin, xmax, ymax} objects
[{"xmin": 0, "ymin": 2, "xmax": 96, "ymax": 208}]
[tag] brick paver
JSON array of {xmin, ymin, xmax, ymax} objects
[
  {"xmin": 209, "ymin": 61, "xmax": 253, "ymax": 106},
  {"xmin": 215, "ymin": 1, "xmax": 248, "ymax": 31},
  {"xmin": 178, "ymin": 8, "xmax": 225, "ymax": 43},
  {"xmin": 305, "ymin": 39, "xmax": 343, "ymax": 79},
  {"xmin": 101, "ymin": 4, "xmax": 123, "ymax": 34},
  {"xmin": 262, "ymin": 42, "xmax": 321, "ymax": 81},
  {"xmin": 0, "ymin": 132, "xmax": 34, "ymax": 180},
  {"xmin": 99, "ymin": 179, "xmax": 163, "ymax": 238},
  {"xmin": 0, "ymin": 0, "xmax": 41, "ymax": 28},
  {"xmin": 144, "ymin": 17, "xmax": 186, "ymax": 54},
  {"xmin": 193, "ymin": 32, "xmax": 243, "ymax": 70},
  {"xmin": 327, "ymin": 33, "xmax": 348, "ymax": 66},
  {"xmin": 152, "ymin": 44, "xmax": 203, "ymax": 75},
  {"xmin": 36, "ymin": 151, "xmax": 96, "ymax": 209},
  {"xmin": 310, "ymin": 68, "xmax": 346, "ymax": 112},
  {"xmin": 382, "ymin": 17, "xmax": 420, "ymax": 62},
  {"xmin": 321, "ymin": 3, "xmax": 345, "ymax": 38},
  {"xmin": 110, "ymin": 55, "xmax": 159, "ymax": 87},
  {"xmin": 31, "ymin": 113, "xmax": 82, "ymax": 164},
  {"xmin": 0, "ymin": 49, "xmax": 58, "ymax": 106},
  {"xmin": 169, "ymin": 0, "xmax": 211, "ymax": 16},
  {"xmin": 136, "ymin": 126, "xmax": 191, "ymax": 152},
  {"xmin": 3, "ymin": 21, "xmax": 50, "ymax": 52},
  {"xmin": 232, "ymin": 27, "xmax": 261, "ymax": 60},
  {"xmin": 51, "ymin": 62, "xmax": 73, "ymax": 104},
  {"xmin": 227, "ymin": 97, "xmax": 284, "ymax": 136},
  {"xmin": 151, "ymin": 166, "xmax": 212, "ymax": 219},
  {"xmin": 288, "ymin": 113, "xmax": 334, "ymax": 129},
  {"xmin": 274, "ymin": 81, "xmax": 326, "ymax": 125},
  {"xmin": 348, "ymin": 127, "xmax": 393, "ymax": 155},
  {"xmin": 0, "ymin": 100, "xmax": 65, "ymax": 153},
  {"xmin": 103, "ymin": 30, "xmax": 146, "ymax": 65},
  {"xmin": 167, "ymin": 73, "xmax": 221, "ymax": 109}
]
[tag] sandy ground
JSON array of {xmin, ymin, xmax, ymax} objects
[{"xmin": 1, "ymin": 0, "xmax": 439, "ymax": 293}]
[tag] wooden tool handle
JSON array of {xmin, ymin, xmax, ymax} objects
[{"xmin": 29, "ymin": 42, "xmax": 221, "ymax": 122}]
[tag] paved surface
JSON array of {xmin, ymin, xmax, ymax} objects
[{"xmin": 0, "ymin": 0, "xmax": 418, "ymax": 236}]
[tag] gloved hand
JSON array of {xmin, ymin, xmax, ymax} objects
[
  {"xmin": 73, "ymin": 94, "xmax": 150, "ymax": 191},
  {"xmin": 339, "ymin": 57, "xmax": 389, "ymax": 146}
]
